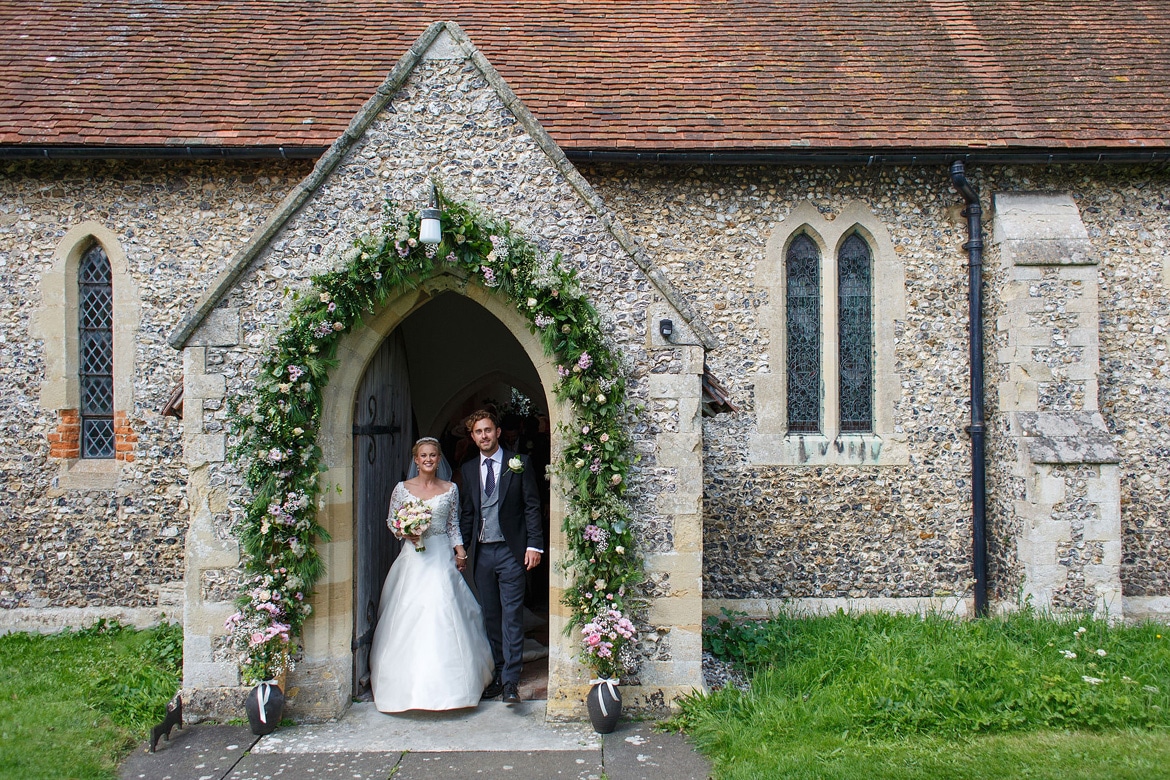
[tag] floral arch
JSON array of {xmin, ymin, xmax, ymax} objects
[{"xmin": 225, "ymin": 193, "xmax": 642, "ymax": 685}]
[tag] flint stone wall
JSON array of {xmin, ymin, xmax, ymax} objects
[
  {"xmin": 585, "ymin": 162, "xmax": 1170, "ymax": 614},
  {"xmin": 0, "ymin": 148, "xmax": 1166, "ymax": 637},
  {"xmin": 0, "ymin": 159, "xmax": 309, "ymax": 624}
]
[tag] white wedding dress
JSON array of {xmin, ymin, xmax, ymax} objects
[{"xmin": 369, "ymin": 482, "xmax": 495, "ymax": 712}]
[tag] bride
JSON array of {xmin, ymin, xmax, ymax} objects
[{"xmin": 368, "ymin": 437, "xmax": 494, "ymax": 712}]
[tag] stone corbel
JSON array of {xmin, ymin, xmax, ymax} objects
[{"xmin": 1015, "ymin": 411, "xmax": 1119, "ymax": 466}]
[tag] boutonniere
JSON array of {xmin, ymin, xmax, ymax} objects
[{"xmin": 507, "ymin": 456, "xmax": 524, "ymax": 474}]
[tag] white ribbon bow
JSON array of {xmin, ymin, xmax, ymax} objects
[
  {"xmin": 589, "ymin": 677, "xmax": 621, "ymax": 717},
  {"xmin": 256, "ymin": 681, "xmax": 276, "ymax": 725}
]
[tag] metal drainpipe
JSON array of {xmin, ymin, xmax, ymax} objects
[{"xmin": 950, "ymin": 161, "xmax": 989, "ymax": 617}]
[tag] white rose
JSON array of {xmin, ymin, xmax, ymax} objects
[
  {"xmin": 527, "ymin": 297, "xmax": 538, "ymax": 308},
  {"xmin": 575, "ymin": 458, "xmax": 586, "ymax": 469},
  {"xmin": 597, "ymin": 393, "xmax": 606, "ymax": 404}
]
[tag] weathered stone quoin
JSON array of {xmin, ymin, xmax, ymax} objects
[{"xmin": 1, "ymin": 17, "xmax": 1168, "ymax": 724}]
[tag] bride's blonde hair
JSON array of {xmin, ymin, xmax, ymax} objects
[{"xmin": 411, "ymin": 437, "xmax": 441, "ymax": 457}]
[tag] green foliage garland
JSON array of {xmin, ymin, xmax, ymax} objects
[{"xmin": 226, "ymin": 190, "xmax": 642, "ymax": 683}]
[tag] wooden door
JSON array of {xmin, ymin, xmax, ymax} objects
[{"xmin": 351, "ymin": 329, "xmax": 413, "ymax": 698}]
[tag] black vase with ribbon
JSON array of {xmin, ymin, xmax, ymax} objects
[
  {"xmin": 586, "ymin": 677, "xmax": 622, "ymax": 734},
  {"xmin": 244, "ymin": 681, "xmax": 285, "ymax": 736}
]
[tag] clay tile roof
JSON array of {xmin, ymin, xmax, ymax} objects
[{"xmin": 2, "ymin": 1, "xmax": 1169, "ymax": 153}]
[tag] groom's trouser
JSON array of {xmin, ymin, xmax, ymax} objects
[{"xmin": 475, "ymin": 541, "xmax": 526, "ymax": 684}]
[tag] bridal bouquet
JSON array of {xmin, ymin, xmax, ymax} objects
[{"xmin": 392, "ymin": 499, "xmax": 432, "ymax": 552}]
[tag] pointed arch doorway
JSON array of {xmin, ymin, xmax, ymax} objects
[{"xmin": 351, "ymin": 291, "xmax": 553, "ymax": 701}]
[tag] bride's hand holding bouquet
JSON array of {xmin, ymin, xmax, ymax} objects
[{"xmin": 392, "ymin": 498, "xmax": 432, "ymax": 552}]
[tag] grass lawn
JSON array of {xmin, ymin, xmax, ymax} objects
[
  {"xmin": 701, "ymin": 727, "xmax": 1170, "ymax": 779},
  {"xmin": 676, "ymin": 610, "xmax": 1170, "ymax": 780},
  {"xmin": 0, "ymin": 620, "xmax": 182, "ymax": 780}
]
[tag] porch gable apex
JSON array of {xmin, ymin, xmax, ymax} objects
[{"xmin": 167, "ymin": 21, "xmax": 716, "ymax": 352}]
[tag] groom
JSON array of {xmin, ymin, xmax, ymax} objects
[{"xmin": 459, "ymin": 409, "xmax": 544, "ymax": 705}]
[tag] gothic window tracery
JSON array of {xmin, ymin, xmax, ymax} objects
[
  {"xmin": 79, "ymin": 243, "xmax": 115, "ymax": 458},
  {"xmin": 838, "ymin": 233, "xmax": 873, "ymax": 433},
  {"xmin": 786, "ymin": 234, "xmax": 821, "ymax": 433}
]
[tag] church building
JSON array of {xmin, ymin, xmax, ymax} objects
[{"xmin": 1, "ymin": 3, "xmax": 1168, "ymax": 720}]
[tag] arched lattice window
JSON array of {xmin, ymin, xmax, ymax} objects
[
  {"xmin": 838, "ymin": 234, "xmax": 873, "ymax": 432},
  {"xmin": 756, "ymin": 201, "xmax": 904, "ymax": 466},
  {"xmin": 79, "ymin": 244, "xmax": 115, "ymax": 458},
  {"xmin": 786, "ymin": 234, "xmax": 821, "ymax": 433}
]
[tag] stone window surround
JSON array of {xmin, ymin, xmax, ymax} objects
[
  {"xmin": 35, "ymin": 221, "xmax": 141, "ymax": 489},
  {"xmin": 751, "ymin": 200, "xmax": 907, "ymax": 466}
]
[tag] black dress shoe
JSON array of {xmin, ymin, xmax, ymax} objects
[
  {"xmin": 502, "ymin": 681, "xmax": 521, "ymax": 705},
  {"xmin": 482, "ymin": 675, "xmax": 503, "ymax": 700}
]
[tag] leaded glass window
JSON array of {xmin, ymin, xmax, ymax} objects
[
  {"xmin": 79, "ymin": 244, "xmax": 114, "ymax": 458},
  {"xmin": 786, "ymin": 234, "xmax": 821, "ymax": 433},
  {"xmin": 838, "ymin": 234, "xmax": 873, "ymax": 433}
]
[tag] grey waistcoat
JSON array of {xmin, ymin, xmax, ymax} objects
[{"xmin": 479, "ymin": 467, "xmax": 505, "ymax": 544}]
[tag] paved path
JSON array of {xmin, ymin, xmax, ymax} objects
[{"xmin": 120, "ymin": 702, "xmax": 712, "ymax": 780}]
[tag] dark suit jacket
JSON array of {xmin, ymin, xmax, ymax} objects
[{"xmin": 459, "ymin": 448, "xmax": 544, "ymax": 568}]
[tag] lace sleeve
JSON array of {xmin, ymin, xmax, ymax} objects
[
  {"xmin": 385, "ymin": 483, "xmax": 406, "ymax": 537},
  {"xmin": 446, "ymin": 485, "xmax": 464, "ymax": 547}
]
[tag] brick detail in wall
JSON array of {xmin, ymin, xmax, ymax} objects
[
  {"xmin": 48, "ymin": 408, "xmax": 80, "ymax": 458},
  {"xmin": 114, "ymin": 410, "xmax": 136, "ymax": 463},
  {"xmin": 47, "ymin": 408, "xmax": 136, "ymax": 461}
]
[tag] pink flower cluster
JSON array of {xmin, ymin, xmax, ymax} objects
[
  {"xmin": 583, "ymin": 523, "xmax": 609, "ymax": 552},
  {"xmin": 249, "ymin": 621, "xmax": 291, "ymax": 648},
  {"xmin": 576, "ymin": 351, "xmax": 593, "ymax": 371},
  {"xmin": 224, "ymin": 604, "xmax": 291, "ymax": 650},
  {"xmin": 286, "ymin": 365, "xmax": 304, "ymax": 381},
  {"xmin": 266, "ymin": 490, "xmax": 309, "ymax": 528},
  {"xmin": 581, "ymin": 608, "xmax": 636, "ymax": 661},
  {"xmin": 223, "ymin": 570, "xmax": 306, "ymax": 682}
]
